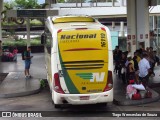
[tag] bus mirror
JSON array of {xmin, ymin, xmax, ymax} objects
[{"xmin": 41, "ymin": 32, "xmax": 47, "ymax": 44}]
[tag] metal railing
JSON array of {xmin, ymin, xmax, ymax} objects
[{"xmin": 52, "ymin": 0, "xmax": 126, "ymax": 8}]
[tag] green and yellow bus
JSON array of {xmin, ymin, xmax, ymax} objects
[{"xmin": 41, "ymin": 16, "xmax": 113, "ymax": 108}]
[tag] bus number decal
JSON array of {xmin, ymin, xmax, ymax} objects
[{"xmin": 101, "ymin": 33, "xmax": 106, "ymax": 47}]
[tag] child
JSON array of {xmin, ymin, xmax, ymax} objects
[{"xmin": 126, "ymin": 63, "xmax": 136, "ymax": 84}]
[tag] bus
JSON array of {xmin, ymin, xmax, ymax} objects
[{"xmin": 41, "ymin": 16, "xmax": 113, "ymax": 108}]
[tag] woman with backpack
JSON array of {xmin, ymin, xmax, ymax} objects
[{"xmin": 23, "ymin": 46, "xmax": 33, "ymax": 79}]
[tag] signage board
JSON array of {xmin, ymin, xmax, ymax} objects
[{"xmin": 17, "ymin": 10, "xmax": 46, "ymax": 17}]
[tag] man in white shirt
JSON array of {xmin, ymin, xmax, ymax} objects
[{"xmin": 138, "ymin": 53, "xmax": 151, "ymax": 88}]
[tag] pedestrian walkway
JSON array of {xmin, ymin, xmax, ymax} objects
[
  {"xmin": 0, "ymin": 72, "xmax": 41, "ymax": 98},
  {"xmin": 113, "ymin": 66, "xmax": 160, "ymax": 105},
  {"xmin": 0, "ymin": 53, "xmax": 46, "ymax": 98}
]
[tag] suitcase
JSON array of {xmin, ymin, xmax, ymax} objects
[
  {"xmin": 132, "ymin": 93, "xmax": 141, "ymax": 100},
  {"xmin": 146, "ymin": 90, "xmax": 152, "ymax": 98}
]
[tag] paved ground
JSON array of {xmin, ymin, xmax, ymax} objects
[
  {"xmin": 0, "ymin": 53, "xmax": 45, "ymax": 98},
  {"xmin": 0, "ymin": 72, "xmax": 41, "ymax": 98},
  {"xmin": 0, "ymin": 53, "xmax": 160, "ymax": 120},
  {"xmin": 0, "ymin": 53, "xmax": 47, "ymax": 79},
  {"xmin": 0, "ymin": 73, "xmax": 8, "ymax": 83},
  {"xmin": 113, "ymin": 66, "xmax": 160, "ymax": 105}
]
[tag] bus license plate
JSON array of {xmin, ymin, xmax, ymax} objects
[{"xmin": 80, "ymin": 96, "xmax": 90, "ymax": 100}]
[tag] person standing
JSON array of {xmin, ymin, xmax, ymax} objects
[
  {"xmin": 148, "ymin": 47, "xmax": 155, "ymax": 76},
  {"xmin": 126, "ymin": 63, "xmax": 136, "ymax": 84},
  {"xmin": 125, "ymin": 54, "xmax": 134, "ymax": 68},
  {"xmin": 113, "ymin": 46, "xmax": 122, "ymax": 76},
  {"xmin": 138, "ymin": 53, "xmax": 151, "ymax": 88},
  {"xmin": 24, "ymin": 46, "xmax": 33, "ymax": 79},
  {"xmin": 119, "ymin": 53, "xmax": 127, "ymax": 84}
]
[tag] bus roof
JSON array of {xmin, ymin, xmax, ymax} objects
[
  {"xmin": 52, "ymin": 22, "xmax": 103, "ymax": 30},
  {"xmin": 52, "ymin": 16, "xmax": 95, "ymax": 24}
]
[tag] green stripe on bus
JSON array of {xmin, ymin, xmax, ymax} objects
[
  {"xmin": 76, "ymin": 73, "xmax": 92, "ymax": 75},
  {"xmin": 76, "ymin": 73, "xmax": 93, "ymax": 79},
  {"xmin": 58, "ymin": 47, "xmax": 79, "ymax": 94}
]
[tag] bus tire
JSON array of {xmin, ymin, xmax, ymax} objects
[
  {"xmin": 54, "ymin": 104, "xmax": 61, "ymax": 108},
  {"xmin": 51, "ymin": 100, "xmax": 61, "ymax": 108},
  {"xmin": 98, "ymin": 103, "xmax": 107, "ymax": 107}
]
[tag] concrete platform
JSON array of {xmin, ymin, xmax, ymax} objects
[
  {"xmin": 113, "ymin": 66, "xmax": 160, "ymax": 106},
  {"xmin": 114, "ymin": 88, "xmax": 160, "ymax": 106},
  {"xmin": 0, "ymin": 72, "xmax": 41, "ymax": 98}
]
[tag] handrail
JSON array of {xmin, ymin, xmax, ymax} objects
[{"xmin": 52, "ymin": 1, "xmax": 124, "ymax": 8}]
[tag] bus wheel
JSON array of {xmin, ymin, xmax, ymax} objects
[
  {"xmin": 98, "ymin": 103, "xmax": 107, "ymax": 107},
  {"xmin": 51, "ymin": 101, "xmax": 61, "ymax": 108},
  {"xmin": 54, "ymin": 104, "xmax": 61, "ymax": 108}
]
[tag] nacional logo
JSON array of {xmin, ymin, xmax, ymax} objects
[
  {"xmin": 60, "ymin": 33, "xmax": 97, "ymax": 40},
  {"xmin": 76, "ymin": 72, "xmax": 105, "ymax": 82}
]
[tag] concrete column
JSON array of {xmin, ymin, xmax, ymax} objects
[
  {"xmin": 112, "ymin": 0, "xmax": 115, "ymax": 7},
  {"xmin": 136, "ymin": 0, "xmax": 150, "ymax": 49},
  {"xmin": 51, "ymin": 0, "xmax": 56, "ymax": 4},
  {"xmin": 127, "ymin": 0, "xmax": 136, "ymax": 56},
  {"xmin": 120, "ymin": 21, "xmax": 124, "ymax": 37},
  {"xmin": 0, "ymin": 0, "xmax": 3, "ymax": 41},
  {"xmin": 80, "ymin": 0, "xmax": 83, "ymax": 7},
  {"xmin": 153, "ymin": 16, "xmax": 157, "ymax": 30},
  {"xmin": 120, "ymin": 0, "xmax": 124, "ymax": 6},
  {"xmin": 46, "ymin": 0, "xmax": 57, "ymax": 8},
  {"xmin": 95, "ymin": 0, "xmax": 98, "ymax": 7},
  {"xmin": 45, "ymin": 0, "xmax": 51, "ymax": 8},
  {"xmin": 26, "ymin": 18, "xmax": 31, "ymax": 47},
  {"xmin": 112, "ymin": 22, "xmax": 115, "ymax": 31},
  {"xmin": 76, "ymin": 1, "xmax": 78, "ymax": 8},
  {"xmin": 127, "ymin": 0, "xmax": 150, "ymax": 56}
]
